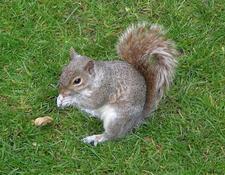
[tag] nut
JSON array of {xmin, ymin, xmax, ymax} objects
[{"xmin": 33, "ymin": 116, "xmax": 53, "ymax": 126}]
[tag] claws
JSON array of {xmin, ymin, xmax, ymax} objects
[{"xmin": 89, "ymin": 141, "xmax": 96, "ymax": 146}]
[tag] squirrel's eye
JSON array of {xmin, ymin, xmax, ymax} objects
[{"xmin": 73, "ymin": 78, "xmax": 81, "ymax": 85}]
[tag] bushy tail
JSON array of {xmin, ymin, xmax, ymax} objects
[{"xmin": 117, "ymin": 22, "xmax": 178, "ymax": 117}]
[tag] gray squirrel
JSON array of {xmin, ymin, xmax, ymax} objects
[{"xmin": 57, "ymin": 22, "xmax": 178, "ymax": 146}]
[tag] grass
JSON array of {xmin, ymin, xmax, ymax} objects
[{"xmin": 0, "ymin": 0, "xmax": 225, "ymax": 174}]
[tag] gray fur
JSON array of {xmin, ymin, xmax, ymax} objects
[{"xmin": 57, "ymin": 22, "xmax": 177, "ymax": 146}]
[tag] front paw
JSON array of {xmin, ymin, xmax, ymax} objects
[
  {"xmin": 56, "ymin": 94, "xmax": 72, "ymax": 108},
  {"xmin": 57, "ymin": 94, "xmax": 63, "ymax": 108},
  {"xmin": 82, "ymin": 134, "xmax": 106, "ymax": 146}
]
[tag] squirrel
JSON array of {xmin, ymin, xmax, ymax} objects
[{"xmin": 57, "ymin": 22, "xmax": 178, "ymax": 146}]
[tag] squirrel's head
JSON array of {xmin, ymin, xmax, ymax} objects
[{"xmin": 57, "ymin": 48, "xmax": 95, "ymax": 108}]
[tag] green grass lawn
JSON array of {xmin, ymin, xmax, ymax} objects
[{"xmin": 1, "ymin": 0, "xmax": 225, "ymax": 174}]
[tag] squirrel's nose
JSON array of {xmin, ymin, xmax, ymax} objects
[{"xmin": 59, "ymin": 89, "xmax": 71, "ymax": 97}]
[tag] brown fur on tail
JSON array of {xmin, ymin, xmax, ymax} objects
[{"xmin": 117, "ymin": 23, "xmax": 178, "ymax": 117}]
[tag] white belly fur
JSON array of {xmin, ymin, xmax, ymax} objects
[
  {"xmin": 81, "ymin": 105, "xmax": 117, "ymax": 128},
  {"xmin": 99, "ymin": 105, "xmax": 117, "ymax": 129}
]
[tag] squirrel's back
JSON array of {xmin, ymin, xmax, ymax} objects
[{"xmin": 96, "ymin": 60, "xmax": 146, "ymax": 107}]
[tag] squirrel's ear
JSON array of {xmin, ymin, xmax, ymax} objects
[
  {"xmin": 70, "ymin": 47, "xmax": 79, "ymax": 60},
  {"xmin": 84, "ymin": 60, "xmax": 94, "ymax": 74}
]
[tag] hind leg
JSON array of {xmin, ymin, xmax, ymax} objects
[{"xmin": 82, "ymin": 112, "xmax": 135, "ymax": 146}]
